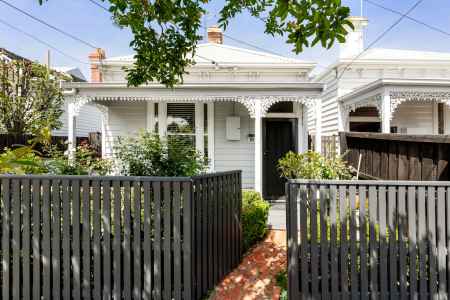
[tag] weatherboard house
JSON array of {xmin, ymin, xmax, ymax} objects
[{"xmin": 64, "ymin": 18, "xmax": 450, "ymax": 199}]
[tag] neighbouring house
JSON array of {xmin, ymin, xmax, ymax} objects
[
  {"xmin": 63, "ymin": 26, "xmax": 323, "ymax": 199},
  {"xmin": 0, "ymin": 47, "xmax": 101, "ymax": 137},
  {"xmin": 311, "ymin": 16, "xmax": 450, "ymax": 150}
]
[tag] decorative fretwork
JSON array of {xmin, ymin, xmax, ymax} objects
[{"xmin": 68, "ymin": 95, "xmax": 319, "ymax": 118}]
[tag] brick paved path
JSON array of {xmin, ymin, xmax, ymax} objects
[{"xmin": 210, "ymin": 230, "xmax": 287, "ymax": 300}]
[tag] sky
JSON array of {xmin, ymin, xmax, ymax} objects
[{"xmin": 1, "ymin": 0, "xmax": 450, "ymax": 80}]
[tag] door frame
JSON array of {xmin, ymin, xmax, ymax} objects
[{"xmin": 262, "ymin": 118, "xmax": 298, "ymax": 199}]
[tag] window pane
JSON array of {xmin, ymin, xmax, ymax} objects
[{"xmin": 167, "ymin": 103, "xmax": 195, "ymax": 134}]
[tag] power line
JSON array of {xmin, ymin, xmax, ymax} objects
[
  {"xmin": 0, "ymin": 17, "xmax": 90, "ymax": 65},
  {"xmin": 338, "ymin": 0, "xmax": 423, "ymax": 80},
  {"xmin": 365, "ymin": 0, "xmax": 450, "ymax": 37},
  {"xmin": 86, "ymin": 0, "xmax": 110, "ymax": 12},
  {"xmin": 0, "ymin": 0, "xmax": 98, "ymax": 49}
]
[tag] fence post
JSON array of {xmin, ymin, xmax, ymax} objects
[{"xmin": 286, "ymin": 182, "xmax": 300, "ymax": 299}]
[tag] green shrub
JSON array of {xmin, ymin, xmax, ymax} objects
[
  {"xmin": 45, "ymin": 143, "xmax": 112, "ymax": 175},
  {"xmin": 275, "ymin": 270, "xmax": 288, "ymax": 300},
  {"xmin": 115, "ymin": 131, "xmax": 207, "ymax": 177},
  {"xmin": 242, "ymin": 190, "xmax": 270, "ymax": 252},
  {"xmin": 278, "ymin": 150, "xmax": 351, "ymax": 180}
]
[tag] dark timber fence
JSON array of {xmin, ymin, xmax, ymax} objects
[
  {"xmin": 287, "ymin": 179, "xmax": 450, "ymax": 299},
  {"xmin": 340, "ymin": 131, "xmax": 450, "ymax": 180},
  {"xmin": 0, "ymin": 171, "xmax": 242, "ymax": 299}
]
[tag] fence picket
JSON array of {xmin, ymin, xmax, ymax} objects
[
  {"xmin": 427, "ymin": 186, "xmax": 438, "ymax": 299},
  {"xmin": 359, "ymin": 186, "xmax": 368, "ymax": 299},
  {"xmin": 300, "ymin": 184, "xmax": 309, "ymax": 299},
  {"xmin": 417, "ymin": 186, "xmax": 427, "ymax": 296},
  {"xmin": 330, "ymin": 185, "xmax": 339, "ymax": 299},
  {"xmin": 113, "ymin": 180, "xmax": 122, "ymax": 300},
  {"xmin": 93, "ymin": 180, "xmax": 102, "ymax": 300},
  {"xmin": 62, "ymin": 179, "xmax": 71, "ymax": 300},
  {"xmin": 72, "ymin": 180, "xmax": 81, "ymax": 300},
  {"xmin": 22, "ymin": 179, "xmax": 31, "ymax": 300},
  {"xmin": 133, "ymin": 181, "xmax": 142, "ymax": 300},
  {"xmin": 368, "ymin": 185, "xmax": 378, "ymax": 300},
  {"xmin": 173, "ymin": 181, "xmax": 182, "ymax": 300},
  {"xmin": 437, "ymin": 187, "xmax": 447, "ymax": 299},
  {"xmin": 287, "ymin": 183, "xmax": 300, "ymax": 299},
  {"xmin": 123, "ymin": 181, "xmax": 132, "ymax": 300},
  {"xmin": 349, "ymin": 185, "xmax": 358, "ymax": 300},
  {"xmin": 143, "ymin": 181, "xmax": 152, "ymax": 300},
  {"xmin": 12, "ymin": 179, "xmax": 20, "ymax": 300},
  {"xmin": 42, "ymin": 180, "xmax": 51, "ymax": 300},
  {"xmin": 387, "ymin": 186, "xmax": 397, "ymax": 299},
  {"xmin": 310, "ymin": 185, "xmax": 319, "ymax": 298},
  {"xmin": 32, "ymin": 179, "xmax": 41, "ymax": 300},
  {"xmin": 82, "ymin": 180, "xmax": 91, "ymax": 299},
  {"xmin": 407, "ymin": 186, "xmax": 417, "ymax": 299},
  {"xmin": 397, "ymin": 186, "xmax": 407, "ymax": 300},
  {"xmin": 102, "ymin": 181, "xmax": 112, "ymax": 300},
  {"xmin": 153, "ymin": 181, "xmax": 162, "ymax": 300},
  {"xmin": 339, "ymin": 185, "xmax": 349, "ymax": 299},
  {"xmin": 320, "ymin": 185, "xmax": 329, "ymax": 299}
]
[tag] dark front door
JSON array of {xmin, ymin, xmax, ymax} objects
[{"xmin": 263, "ymin": 119, "xmax": 296, "ymax": 199}]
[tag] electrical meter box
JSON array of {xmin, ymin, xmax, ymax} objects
[{"xmin": 226, "ymin": 116, "xmax": 241, "ymax": 140}]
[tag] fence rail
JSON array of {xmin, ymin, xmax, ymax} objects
[
  {"xmin": 0, "ymin": 171, "xmax": 242, "ymax": 300},
  {"xmin": 287, "ymin": 179, "xmax": 450, "ymax": 299}
]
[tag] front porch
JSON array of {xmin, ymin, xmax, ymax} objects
[
  {"xmin": 63, "ymin": 82, "xmax": 322, "ymax": 198},
  {"xmin": 339, "ymin": 79, "xmax": 450, "ymax": 134}
]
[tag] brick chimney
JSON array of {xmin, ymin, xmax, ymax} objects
[
  {"xmin": 89, "ymin": 48, "xmax": 106, "ymax": 82},
  {"xmin": 207, "ymin": 26, "xmax": 223, "ymax": 44}
]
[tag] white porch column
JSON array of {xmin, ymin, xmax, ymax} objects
[
  {"xmin": 195, "ymin": 103, "xmax": 205, "ymax": 156},
  {"xmin": 381, "ymin": 91, "xmax": 391, "ymax": 133},
  {"xmin": 67, "ymin": 102, "xmax": 77, "ymax": 162},
  {"xmin": 254, "ymin": 100, "xmax": 263, "ymax": 194},
  {"xmin": 314, "ymin": 99, "xmax": 322, "ymax": 153},
  {"xmin": 207, "ymin": 103, "xmax": 215, "ymax": 170},
  {"xmin": 297, "ymin": 103, "xmax": 308, "ymax": 153},
  {"xmin": 146, "ymin": 102, "xmax": 156, "ymax": 133},
  {"xmin": 158, "ymin": 102, "xmax": 167, "ymax": 138},
  {"xmin": 100, "ymin": 106, "xmax": 109, "ymax": 158},
  {"xmin": 337, "ymin": 101, "xmax": 349, "ymax": 132}
]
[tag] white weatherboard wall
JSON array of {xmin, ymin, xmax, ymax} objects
[
  {"xmin": 53, "ymin": 101, "xmax": 102, "ymax": 137},
  {"xmin": 391, "ymin": 101, "xmax": 434, "ymax": 134},
  {"xmin": 104, "ymin": 102, "xmax": 147, "ymax": 157},
  {"xmin": 214, "ymin": 102, "xmax": 255, "ymax": 189}
]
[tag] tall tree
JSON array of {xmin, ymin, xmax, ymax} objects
[
  {"xmin": 0, "ymin": 60, "xmax": 64, "ymax": 136},
  {"xmin": 39, "ymin": 0, "xmax": 352, "ymax": 87}
]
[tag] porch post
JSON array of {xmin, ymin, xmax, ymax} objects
[
  {"xmin": 146, "ymin": 102, "xmax": 156, "ymax": 133},
  {"xmin": 254, "ymin": 100, "xmax": 263, "ymax": 194},
  {"xmin": 314, "ymin": 99, "xmax": 322, "ymax": 153},
  {"xmin": 195, "ymin": 102, "xmax": 205, "ymax": 156},
  {"xmin": 68, "ymin": 102, "xmax": 77, "ymax": 162},
  {"xmin": 158, "ymin": 102, "xmax": 167, "ymax": 138},
  {"xmin": 381, "ymin": 90, "xmax": 391, "ymax": 133},
  {"xmin": 297, "ymin": 103, "xmax": 308, "ymax": 153},
  {"xmin": 207, "ymin": 103, "xmax": 215, "ymax": 170}
]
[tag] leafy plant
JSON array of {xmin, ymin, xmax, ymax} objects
[
  {"xmin": 115, "ymin": 131, "xmax": 207, "ymax": 177},
  {"xmin": 38, "ymin": 0, "xmax": 351, "ymax": 87},
  {"xmin": 278, "ymin": 150, "xmax": 351, "ymax": 180},
  {"xmin": 242, "ymin": 190, "xmax": 270, "ymax": 252},
  {"xmin": 0, "ymin": 60, "xmax": 65, "ymax": 135},
  {"xmin": 45, "ymin": 143, "xmax": 112, "ymax": 175},
  {"xmin": 275, "ymin": 270, "xmax": 288, "ymax": 300}
]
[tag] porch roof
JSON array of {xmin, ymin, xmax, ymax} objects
[
  {"xmin": 63, "ymin": 81, "xmax": 324, "ymax": 118},
  {"xmin": 339, "ymin": 78, "xmax": 450, "ymax": 120}
]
